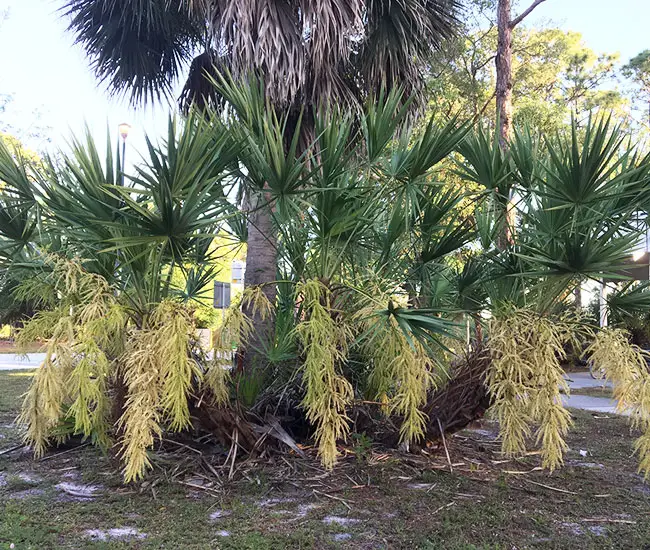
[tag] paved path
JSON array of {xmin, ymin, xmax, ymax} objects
[
  {"xmin": 563, "ymin": 371, "xmax": 622, "ymax": 414},
  {"xmin": 561, "ymin": 394, "xmax": 620, "ymax": 414},
  {"xmin": 563, "ymin": 371, "xmax": 612, "ymax": 390},
  {"xmin": 0, "ymin": 353, "xmax": 45, "ymax": 371}
]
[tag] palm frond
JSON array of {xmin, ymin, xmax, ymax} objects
[
  {"xmin": 456, "ymin": 124, "xmax": 512, "ymax": 201},
  {"xmin": 360, "ymin": 0, "xmax": 461, "ymax": 106},
  {"xmin": 63, "ymin": 0, "xmax": 203, "ymax": 104},
  {"xmin": 64, "ymin": 0, "xmax": 462, "ymax": 112}
]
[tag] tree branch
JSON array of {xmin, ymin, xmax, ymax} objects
[
  {"xmin": 509, "ymin": 0, "xmax": 548, "ymax": 29},
  {"xmin": 475, "ymin": 89, "xmax": 497, "ymax": 122}
]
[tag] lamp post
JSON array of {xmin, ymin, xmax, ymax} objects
[{"xmin": 118, "ymin": 122, "xmax": 131, "ymax": 186}]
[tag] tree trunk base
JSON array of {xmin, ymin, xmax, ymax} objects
[
  {"xmin": 191, "ymin": 397, "xmax": 259, "ymax": 452},
  {"xmin": 423, "ymin": 347, "xmax": 492, "ymax": 439},
  {"xmin": 351, "ymin": 347, "xmax": 492, "ymax": 449},
  {"xmin": 189, "ymin": 349, "xmax": 492, "ymax": 461}
]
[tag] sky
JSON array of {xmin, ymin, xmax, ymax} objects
[
  {"xmin": 0, "ymin": 0, "xmax": 174, "ymax": 156},
  {"xmin": 0, "ymin": 0, "xmax": 648, "ymax": 156}
]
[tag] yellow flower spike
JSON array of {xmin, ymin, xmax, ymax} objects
[{"xmin": 295, "ymin": 279, "xmax": 353, "ymax": 469}]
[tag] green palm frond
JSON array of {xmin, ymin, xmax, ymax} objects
[
  {"xmin": 361, "ymin": 0, "xmax": 461, "ymax": 102},
  {"xmin": 0, "ymin": 137, "xmax": 37, "ymax": 207},
  {"xmin": 403, "ymin": 115, "xmax": 469, "ymax": 182},
  {"xmin": 454, "ymin": 255, "xmax": 489, "ymax": 313},
  {"xmin": 64, "ymin": 0, "xmax": 461, "ymax": 112},
  {"xmin": 519, "ymin": 215, "xmax": 641, "ymax": 279},
  {"xmin": 542, "ymin": 116, "xmax": 641, "ymax": 210},
  {"xmin": 515, "ymin": 117, "xmax": 650, "ymax": 286},
  {"xmin": 364, "ymin": 301, "xmax": 459, "ymax": 349},
  {"xmin": 510, "ymin": 125, "xmax": 543, "ymax": 191},
  {"xmin": 456, "ymin": 124, "xmax": 512, "ymax": 200},
  {"xmin": 361, "ymin": 87, "xmax": 412, "ymax": 163},
  {"xmin": 608, "ymin": 282, "xmax": 650, "ymax": 318},
  {"xmin": 63, "ymin": 0, "xmax": 203, "ymax": 104}
]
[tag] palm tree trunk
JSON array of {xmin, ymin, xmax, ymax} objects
[{"xmin": 241, "ymin": 189, "xmax": 277, "ymax": 373}]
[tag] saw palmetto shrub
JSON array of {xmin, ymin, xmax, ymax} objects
[
  {"xmin": 586, "ymin": 328, "xmax": 650, "ymax": 477},
  {"xmin": 5, "ymin": 81, "xmax": 650, "ymax": 481},
  {"xmin": 486, "ymin": 308, "xmax": 580, "ymax": 471},
  {"xmin": 16, "ymin": 257, "xmax": 222, "ymax": 482}
]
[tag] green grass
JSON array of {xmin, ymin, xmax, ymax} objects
[
  {"xmin": 568, "ymin": 386, "xmax": 614, "ymax": 399},
  {"xmin": 1, "ymin": 370, "xmax": 650, "ymax": 549},
  {"xmin": 0, "ymin": 371, "xmax": 33, "ymax": 415}
]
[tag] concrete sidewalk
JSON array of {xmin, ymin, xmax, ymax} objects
[
  {"xmin": 563, "ymin": 371, "xmax": 612, "ymax": 390},
  {"xmin": 563, "ymin": 371, "xmax": 622, "ymax": 414},
  {"xmin": 561, "ymin": 393, "xmax": 620, "ymax": 414},
  {"xmin": 0, "ymin": 352, "xmax": 46, "ymax": 371}
]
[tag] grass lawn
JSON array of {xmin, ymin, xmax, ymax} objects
[
  {"xmin": 567, "ymin": 386, "xmax": 615, "ymax": 399},
  {"xmin": 1, "ymin": 370, "xmax": 650, "ymax": 549}
]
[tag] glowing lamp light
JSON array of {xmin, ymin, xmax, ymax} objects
[{"xmin": 118, "ymin": 122, "xmax": 131, "ymax": 141}]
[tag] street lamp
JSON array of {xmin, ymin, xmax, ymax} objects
[{"xmin": 118, "ymin": 122, "xmax": 131, "ymax": 186}]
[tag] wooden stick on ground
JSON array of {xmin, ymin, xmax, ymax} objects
[
  {"xmin": 581, "ymin": 518, "xmax": 636, "ymax": 524},
  {"xmin": 313, "ymin": 488, "xmax": 352, "ymax": 511},
  {"xmin": 40, "ymin": 443, "xmax": 89, "ymax": 462},
  {"xmin": 432, "ymin": 502, "xmax": 455, "ymax": 515},
  {"xmin": 524, "ymin": 479, "xmax": 577, "ymax": 495},
  {"xmin": 438, "ymin": 418, "xmax": 453, "ymax": 473},
  {"xmin": 0, "ymin": 444, "xmax": 24, "ymax": 456}
]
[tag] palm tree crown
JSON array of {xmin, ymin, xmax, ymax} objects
[{"xmin": 63, "ymin": 0, "xmax": 461, "ymax": 110}]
